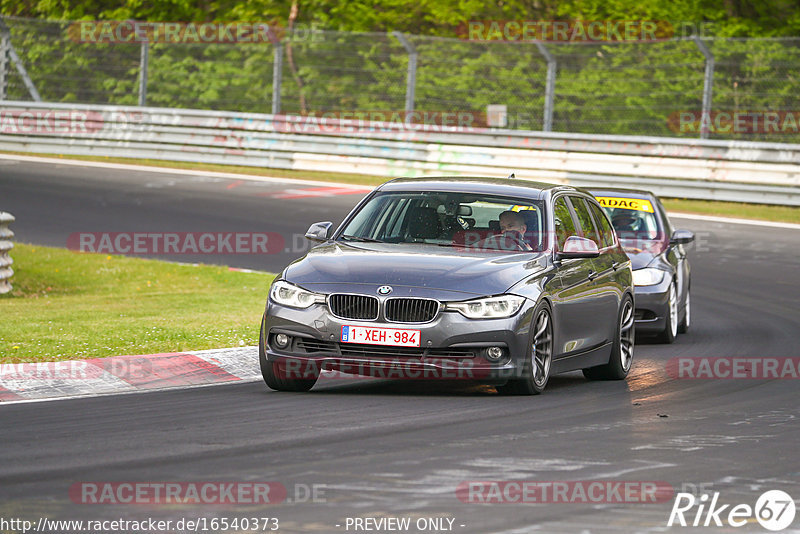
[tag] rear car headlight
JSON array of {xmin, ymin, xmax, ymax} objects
[
  {"xmin": 632, "ymin": 268, "xmax": 666, "ymax": 287},
  {"xmin": 270, "ymin": 280, "xmax": 325, "ymax": 309},
  {"xmin": 445, "ymin": 295, "xmax": 525, "ymax": 319}
]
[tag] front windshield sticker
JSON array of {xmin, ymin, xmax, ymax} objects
[{"xmin": 595, "ymin": 197, "xmax": 654, "ymax": 213}]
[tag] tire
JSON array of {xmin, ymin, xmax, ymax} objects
[
  {"xmin": 654, "ymin": 280, "xmax": 678, "ymax": 344},
  {"xmin": 497, "ymin": 301, "xmax": 553, "ymax": 395},
  {"xmin": 678, "ymin": 288, "xmax": 690, "ymax": 334},
  {"xmin": 583, "ymin": 295, "xmax": 635, "ymax": 380},
  {"xmin": 259, "ymin": 317, "xmax": 318, "ymax": 392}
]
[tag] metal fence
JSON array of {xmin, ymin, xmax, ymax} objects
[{"xmin": 2, "ymin": 16, "xmax": 800, "ymax": 142}]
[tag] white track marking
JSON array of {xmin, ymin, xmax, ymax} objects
[
  {"xmin": 0, "ymin": 153, "xmax": 368, "ymax": 189},
  {"xmin": 668, "ymin": 212, "xmax": 800, "ymax": 230}
]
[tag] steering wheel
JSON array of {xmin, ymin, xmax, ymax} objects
[{"xmin": 490, "ymin": 232, "xmax": 529, "ymax": 251}]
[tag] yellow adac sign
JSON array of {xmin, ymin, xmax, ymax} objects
[
  {"xmin": 511, "ymin": 205, "xmax": 537, "ymax": 212},
  {"xmin": 595, "ymin": 196, "xmax": 654, "ymax": 213}
]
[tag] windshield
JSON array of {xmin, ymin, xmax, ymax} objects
[
  {"xmin": 596, "ymin": 196, "xmax": 663, "ymax": 242},
  {"xmin": 339, "ymin": 191, "xmax": 547, "ymax": 252}
]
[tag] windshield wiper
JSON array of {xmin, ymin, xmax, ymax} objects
[{"xmin": 339, "ymin": 235, "xmax": 385, "ymax": 243}]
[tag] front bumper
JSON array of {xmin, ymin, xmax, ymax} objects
[
  {"xmin": 632, "ymin": 275, "xmax": 672, "ymax": 334},
  {"xmin": 262, "ymin": 298, "xmax": 536, "ymax": 382}
]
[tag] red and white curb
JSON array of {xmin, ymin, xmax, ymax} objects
[{"xmin": 0, "ymin": 347, "xmax": 260, "ymax": 404}]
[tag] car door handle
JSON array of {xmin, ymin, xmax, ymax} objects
[
  {"xmin": 612, "ymin": 262, "xmax": 621, "ymax": 271},
  {"xmin": 587, "ymin": 271, "xmax": 598, "ymax": 281}
]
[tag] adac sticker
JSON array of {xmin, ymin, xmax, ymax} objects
[
  {"xmin": 510, "ymin": 204, "xmax": 538, "ymax": 212},
  {"xmin": 595, "ymin": 196, "xmax": 654, "ymax": 213}
]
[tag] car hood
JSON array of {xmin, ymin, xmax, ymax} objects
[
  {"xmin": 621, "ymin": 241, "xmax": 665, "ymax": 270},
  {"xmin": 283, "ymin": 242, "xmax": 547, "ymax": 298}
]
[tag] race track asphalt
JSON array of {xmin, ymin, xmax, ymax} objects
[{"xmin": 1, "ymin": 158, "xmax": 799, "ymax": 533}]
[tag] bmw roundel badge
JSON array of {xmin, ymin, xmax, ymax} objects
[{"xmin": 377, "ymin": 285, "xmax": 393, "ymax": 296}]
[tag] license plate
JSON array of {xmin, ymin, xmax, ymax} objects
[{"xmin": 341, "ymin": 325, "xmax": 421, "ymax": 347}]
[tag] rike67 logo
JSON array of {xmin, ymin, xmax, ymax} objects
[{"xmin": 668, "ymin": 490, "xmax": 796, "ymax": 531}]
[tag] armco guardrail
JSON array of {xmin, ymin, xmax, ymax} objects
[
  {"xmin": 0, "ymin": 211, "xmax": 14, "ymax": 294},
  {"xmin": 1, "ymin": 101, "xmax": 800, "ymax": 205}
]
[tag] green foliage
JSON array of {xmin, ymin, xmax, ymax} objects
[{"xmin": 4, "ymin": 0, "xmax": 799, "ymax": 36}]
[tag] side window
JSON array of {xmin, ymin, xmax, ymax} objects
[
  {"xmin": 570, "ymin": 197, "xmax": 601, "ymax": 246},
  {"xmin": 654, "ymin": 198, "xmax": 672, "ymax": 240},
  {"xmin": 553, "ymin": 197, "xmax": 578, "ymax": 251},
  {"xmin": 588, "ymin": 201, "xmax": 616, "ymax": 249}
]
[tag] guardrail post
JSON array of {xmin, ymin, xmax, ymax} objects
[
  {"xmin": 138, "ymin": 40, "xmax": 149, "ymax": 106},
  {"xmin": 272, "ymin": 42, "xmax": 283, "ymax": 114},
  {"xmin": 0, "ymin": 29, "xmax": 9, "ymax": 101},
  {"xmin": 534, "ymin": 41, "xmax": 556, "ymax": 132},
  {"xmin": 392, "ymin": 31, "xmax": 417, "ymax": 118},
  {"xmin": 0, "ymin": 212, "xmax": 15, "ymax": 294},
  {"xmin": 693, "ymin": 37, "xmax": 714, "ymax": 140}
]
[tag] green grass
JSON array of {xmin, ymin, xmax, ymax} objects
[
  {"xmin": 5, "ymin": 151, "xmax": 800, "ymax": 224},
  {"xmin": 0, "ymin": 243, "xmax": 275, "ymax": 363},
  {"xmin": 661, "ymin": 198, "xmax": 800, "ymax": 224}
]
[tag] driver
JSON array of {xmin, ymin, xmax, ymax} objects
[{"xmin": 498, "ymin": 210, "xmax": 532, "ymax": 250}]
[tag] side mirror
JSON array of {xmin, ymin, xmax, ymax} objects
[
  {"xmin": 557, "ymin": 236, "xmax": 600, "ymax": 259},
  {"xmin": 670, "ymin": 229, "xmax": 695, "ymax": 245},
  {"xmin": 305, "ymin": 221, "xmax": 333, "ymax": 242}
]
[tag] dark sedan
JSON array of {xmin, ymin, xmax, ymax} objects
[
  {"xmin": 260, "ymin": 177, "xmax": 635, "ymax": 394},
  {"xmin": 589, "ymin": 188, "xmax": 694, "ymax": 343}
]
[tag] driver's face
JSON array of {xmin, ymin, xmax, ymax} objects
[{"xmin": 500, "ymin": 215, "xmax": 526, "ymax": 235}]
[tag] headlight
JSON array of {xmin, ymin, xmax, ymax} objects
[
  {"xmin": 632, "ymin": 268, "xmax": 666, "ymax": 287},
  {"xmin": 445, "ymin": 295, "xmax": 525, "ymax": 319},
  {"xmin": 269, "ymin": 280, "xmax": 325, "ymax": 309}
]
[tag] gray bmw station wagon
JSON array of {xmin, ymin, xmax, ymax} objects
[{"xmin": 260, "ymin": 177, "xmax": 634, "ymax": 394}]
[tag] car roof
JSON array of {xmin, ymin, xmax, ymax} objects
[
  {"xmin": 376, "ymin": 176, "xmax": 575, "ymax": 200},
  {"xmin": 585, "ymin": 187, "xmax": 657, "ymax": 201}
]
